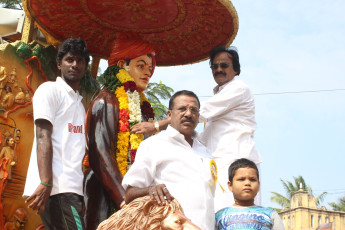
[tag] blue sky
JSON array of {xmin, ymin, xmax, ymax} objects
[{"xmin": 100, "ymin": 0, "xmax": 345, "ymax": 209}]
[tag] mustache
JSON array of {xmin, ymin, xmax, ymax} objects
[
  {"xmin": 181, "ymin": 117, "xmax": 194, "ymax": 124},
  {"xmin": 214, "ymin": 72, "xmax": 226, "ymax": 77}
]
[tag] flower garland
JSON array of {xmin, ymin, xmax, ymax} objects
[{"xmin": 111, "ymin": 68, "xmax": 154, "ymax": 176}]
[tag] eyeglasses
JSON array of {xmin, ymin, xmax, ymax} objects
[
  {"xmin": 174, "ymin": 106, "xmax": 199, "ymax": 115},
  {"xmin": 210, "ymin": 62, "xmax": 232, "ymax": 70}
]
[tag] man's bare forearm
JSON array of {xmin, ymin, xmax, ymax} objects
[
  {"xmin": 125, "ymin": 184, "xmax": 174, "ymax": 205},
  {"xmin": 158, "ymin": 117, "xmax": 170, "ymax": 131},
  {"xmin": 131, "ymin": 117, "xmax": 171, "ymax": 135},
  {"xmin": 124, "ymin": 186, "xmax": 150, "ymax": 204},
  {"xmin": 36, "ymin": 119, "xmax": 53, "ymax": 184}
]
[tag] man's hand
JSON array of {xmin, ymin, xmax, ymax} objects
[
  {"xmin": 148, "ymin": 184, "xmax": 174, "ymax": 205},
  {"xmin": 25, "ymin": 184, "xmax": 52, "ymax": 214},
  {"xmin": 131, "ymin": 122, "xmax": 156, "ymax": 135}
]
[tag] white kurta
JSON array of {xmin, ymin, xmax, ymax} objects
[
  {"xmin": 122, "ymin": 126, "xmax": 215, "ymax": 230},
  {"xmin": 198, "ymin": 77, "xmax": 262, "ymax": 211}
]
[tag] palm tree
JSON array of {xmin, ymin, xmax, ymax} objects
[
  {"xmin": 0, "ymin": 0, "xmax": 23, "ymax": 9},
  {"xmin": 270, "ymin": 176, "xmax": 327, "ymax": 209},
  {"xmin": 144, "ymin": 81, "xmax": 174, "ymax": 120},
  {"xmin": 328, "ymin": 196, "xmax": 345, "ymax": 212}
]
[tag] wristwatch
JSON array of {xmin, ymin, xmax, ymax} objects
[{"xmin": 154, "ymin": 121, "xmax": 160, "ymax": 133}]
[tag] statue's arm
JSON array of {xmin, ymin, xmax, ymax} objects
[{"xmin": 86, "ymin": 90, "xmax": 125, "ymax": 208}]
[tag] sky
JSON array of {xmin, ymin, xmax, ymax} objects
[{"xmin": 101, "ymin": 0, "xmax": 345, "ymax": 209}]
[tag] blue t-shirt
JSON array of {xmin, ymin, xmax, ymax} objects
[{"xmin": 215, "ymin": 206, "xmax": 275, "ymax": 230}]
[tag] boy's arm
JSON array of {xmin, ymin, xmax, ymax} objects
[{"xmin": 131, "ymin": 117, "xmax": 171, "ymax": 135}]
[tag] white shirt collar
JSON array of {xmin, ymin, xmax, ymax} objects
[
  {"xmin": 56, "ymin": 77, "xmax": 82, "ymax": 100},
  {"xmin": 213, "ymin": 76, "xmax": 238, "ymax": 95},
  {"xmin": 166, "ymin": 125, "xmax": 197, "ymax": 142}
]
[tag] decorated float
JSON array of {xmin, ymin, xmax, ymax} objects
[{"xmin": 0, "ymin": 0, "xmax": 238, "ymax": 229}]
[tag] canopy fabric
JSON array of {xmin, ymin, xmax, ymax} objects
[{"xmin": 23, "ymin": 0, "xmax": 238, "ymax": 66}]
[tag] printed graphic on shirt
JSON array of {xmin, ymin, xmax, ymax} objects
[
  {"xmin": 68, "ymin": 123, "xmax": 84, "ymax": 134},
  {"xmin": 216, "ymin": 206, "xmax": 274, "ymax": 230}
]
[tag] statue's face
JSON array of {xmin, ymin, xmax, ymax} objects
[
  {"xmin": 124, "ymin": 54, "xmax": 153, "ymax": 92},
  {"xmin": 161, "ymin": 210, "xmax": 201, "ymax": 230},
  {"xmin": 8, "ymin": 138, "xmax": 15, "ymax": 148}
]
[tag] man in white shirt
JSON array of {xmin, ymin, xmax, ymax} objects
[
  {"xmin": 122, "ymin": 90, "xmax": 215, "ymax": 230},
  {"xmin": 198, "ymin": 46, "xmax": 262, "ymax": 212},
  {"xmin": 131, "ymin": 46, "xmax": 262, "ymax": 212},
  {"xmin": 23, "ymin": 38, "xmax": 89, "ymax": 230}
]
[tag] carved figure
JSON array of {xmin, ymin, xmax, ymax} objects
[
  {"xmin": 8, "ymin": 68, "xmax": 18, "ymax": 88},
  {"xmin": 0, "ymin": 137, "xmax": 16, "ymax": 180},
  {"xmin": 24, "ymin": 89, "xmax": 31, "ymax": 103},
  {"xmin": 97, "ymin": 196, "xmax": 200, "ymax": 230},
  {"xmin": 0, "ymin": 66, "xmax": 8, "ymax": 96},
  {"xmin": 14, "ymin": 87, "xmax": 25, "ymax": 105},
  {"xmin": 3, "ymin": 207, "xmax": 28, "ymax": 230},
  {"xmin": 1, "ymin": 86, "xmax": 15, "ymax": 109}
]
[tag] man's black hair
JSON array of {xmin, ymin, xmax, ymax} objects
[
  {"xmin": 209, "ymin": 46, "xmax": 241, "ymax": 76},
  {"xmin": 228, "ymin": 158, "xmax": 259, "ymax": 183},
  {"xmin": 56, "ymin": 38, "xmax": 90, "ymax": 64},
  {"xmin": 169, "ymin": 90, "xmax": 200, "ymax": 110}
]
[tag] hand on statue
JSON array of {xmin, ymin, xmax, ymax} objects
[
  {"xmin": 149, "ymin": 184, "xmax": 174, "ymax": 205},
  {"xmin": 131, "ymin": 122, "xmax": 156, "ymax": 135},
  {"xmin": 25, "ymin": 184, "xmax": 52, "ymax": 214}
]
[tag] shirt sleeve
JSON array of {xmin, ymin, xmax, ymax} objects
[
  {"xmin": 122, "ymin": 141, "xmax": 156, "ymax": 190},
  {"xmin": 271, "ymin": 211, "xmax": 285, "ymax": 230},
  {"xmin": 33, "ymin": 82, "xmax": 59, "ymax": 124},
  {"xmin": 199, "ymin": 82, "xmax": 251, "ymax": 122}
]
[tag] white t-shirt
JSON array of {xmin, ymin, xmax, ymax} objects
[
  {"xmin": 122, "ymin": 126, "xmax": 215, "ymax": 230},
  {"xmin": 23, "ymin": 77, "xmax": 86, "ymax": 197}
]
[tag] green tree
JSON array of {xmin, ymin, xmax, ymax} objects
[
  {"xmin": 270, "ymin": 176, "xmax": 327, "ymax": 209},
  {"xmin": 0, "ymin": 0, "xmax": 22, "ymax": 9},
  {"xmin": 328, "ymin": 196, "xmax": 345, "ymax": 212},
  {"xmin": 144, "ymin": 81, "xmax": 174, "ymax": 120}
]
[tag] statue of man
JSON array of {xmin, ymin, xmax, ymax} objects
[
  {"xmin": 0, "ymin": 137, "xmax": 16, "ymax": 180},
  {"xmin": 84, "ymin": 34, "xmax": 156, "ymax": 230},
  {"xmin": 1, "ymin": 86, "xmax": 14, "ymax": 109}
]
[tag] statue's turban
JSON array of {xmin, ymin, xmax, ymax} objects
[{"xmin": 108, "ymin": 33, "xmax": 156, "ymax": 74}]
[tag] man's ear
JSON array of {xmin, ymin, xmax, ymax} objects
[
  {"xmin": 167, "ymin": 110, "xmax": 172, "ymax": 119},
  {"xmin": 117, "ymin": 60, "xmax": 127, "ymax": 68},
  {"xmin": 228, "ymin": 181, "xmax": 233, "ymax": 192},
  {"xmin": 57, "ymin": 61, "xmax": 61, "ymax": 70}
]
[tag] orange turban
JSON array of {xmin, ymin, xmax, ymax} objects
[{"xmin": 108, "ymin": 33, "xmax": 156, "ymax": 75}]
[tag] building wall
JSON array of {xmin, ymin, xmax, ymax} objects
[{"xmin": 280, "ymin": 208, "xmax": 345, "ymax": 230}]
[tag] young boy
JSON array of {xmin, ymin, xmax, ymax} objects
[{"xmin": 215, "ymin": 158, "xmax": 284, "ymax": 230}]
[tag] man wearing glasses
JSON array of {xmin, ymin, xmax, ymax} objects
[
  {"xmin": 198, "ymin": 46, "xmax": 262, "ymax": 212},
  {"xmin": 132, "ymin": 46, "xmax": 262, "ymax": 213},
  {"xmin": 123, "ymin": 90, "xmax": 215, "ymax": 230}
]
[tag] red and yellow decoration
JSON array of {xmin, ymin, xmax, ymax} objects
[{"xmin": 114, "ymin": 69, "xmax": 154, "ymax": 176}]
